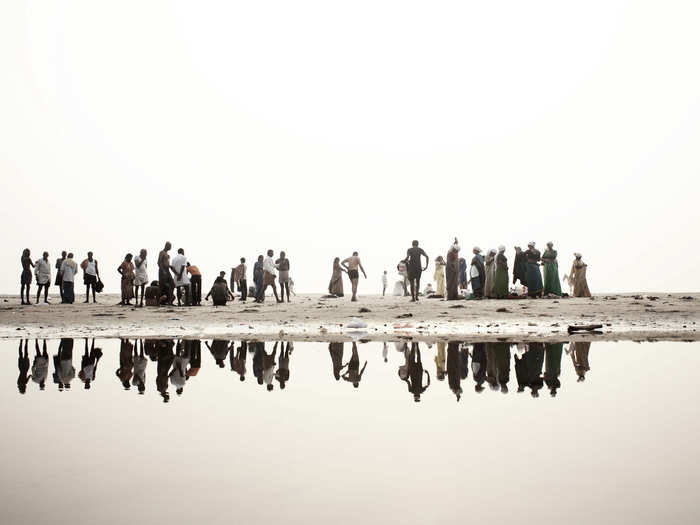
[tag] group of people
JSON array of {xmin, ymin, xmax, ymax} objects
[
  {"xmin": 388, "ymin": 240, "xmax": 591, "ymax": 301},
  {"xmin": 17, "ymin": 338, "xmax": 592, "ymax": 403},
  {"xmin": 20, "ymin": 249, "xmax": 99, "ymax": 305}
]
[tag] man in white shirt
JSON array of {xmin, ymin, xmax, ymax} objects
[
  {"xmin": 255, "ymin": 249, "xmax": 281, "ymax": 303},
  {"xmin": 171, "ymin": 248, "xmax": 191, "ymax": 306},
  {"xmin": 60, "ymin": 253, "xmax": 78, "ymax": 304},
  {"xmin": 34, "ymin": 251, "xmax": 52, "ymax": 304}
]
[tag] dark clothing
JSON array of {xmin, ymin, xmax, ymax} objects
[
  {"xmin": 190, "ymin": 274, "xmax": 202, "ymax": 305},
  {"xmin": 513, "ymin": 250, "xmax": 528, "ymax": 286},
  {"xmin": 471, "ymin": 254, "xmax": 485, "ymax": 297},
  {"xmin": 21, "ymin": 257, "xmax": 32, "ymax": 285},
  {"xmin": 210, "ymin": 282, "xmax": 229, "ymax": 306},
  {"xmin": 406, "ymin": 247, "xmax": 427, "ymax": 279},
  {"xmin": 348, "ymin": 269, "xmax": 359, "ymax": 280},
  {"xmin": 62, "ymin": 281, "xmax": 75, "ymax": 304},
  {"xmin": 239, "ymin": 279, "xmax": 247, "ymax": 300}
]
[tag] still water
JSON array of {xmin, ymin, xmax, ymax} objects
[{"xmin": 2, "ymin": 338, "xmax": 699, "ymax": 525}]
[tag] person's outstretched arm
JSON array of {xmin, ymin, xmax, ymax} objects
[
  {"xmin": 422, "ymin": 250, "xmax": 429, "ymax": 271},
  {"xmin": 359, "ymin": 263, "xmax": 367, "ymax": 279}
]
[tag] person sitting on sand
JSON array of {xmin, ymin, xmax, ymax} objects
[
  {"xmin": 341, "ymin": 252, "xmax": 367, "ymax": 302},
  {"xmin": 206, "ymin": 271, "xmax": 235, "ymax": 306}
]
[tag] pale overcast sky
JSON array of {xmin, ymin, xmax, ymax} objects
[{"xmin": 2, "ymin": 1, "xmax": 699, "ymax": 294}]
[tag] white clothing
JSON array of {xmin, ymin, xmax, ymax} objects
[
  {"xmin": 263, "ymin": 256, "xmax": 277, "ymax": 275},
  {"xmin": 381, "ymin": 274, "xmax": 388, "ymax": 286},
  {"xmin": 263, "ymin": 366, "xmax": 275, "ymax": 385},
  {"xmin": 133, "ymin": 355, "xmax": 147, "ymax": 384},
  {"xmin": 470, "ymin": 264, "xmax": 480, "ymax": 279},
  {"xmin": 60, "ymin": 259, "xmax": 78, "ymax": 282},
  {"xmin": 134, "ymin": 256, "xmax": 148, "ymax": 286},
  {"xmin": 171, "ymin": 254, "xmax": 190, "ymax": 286},
  {"xmin": 34, "ymin": 259, "xmax": 51, "ymax": 285},
  {"xmin": 85, "ymin": 260, "xmax": 97, "ymax": 276}
]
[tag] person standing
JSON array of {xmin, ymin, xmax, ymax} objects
[
  {"xmin": 542, "ymin": 242, "xmax": 562, "ymax": 296},
  {"xmin": 187, "ymin": 262, "xmax": 202, "ymax": 305},
  {"xmin": 469, "ymin": 247, "xmax": 485, "ymax": 299},
  {"xmin": 253, "ymin": 255, "xmax": 264, "ymax": 300},
  {"xmin": 276, "ymin": 251, "xmax": 291, "ymax": 303},
  {"xmin": 493, "ymin": 246, "xmax": 509, "ymax": 299},
  {"xmin": 512, "ymin": 246, "xmax": 528, "ymax": 289},
  {"xmin": 257, "ymin": 249, "xmax": 281, "ymax": 303},
  {"xmin": 328, "ymin": 257, "xmax": 346, "ymax": 297},
  {"xmin": 233, "ymin": 258, "xmax": 247, "ymax": 302},
  {"xmin": 484, "ymin": 249, "xmax": 497, "ymax": 298},
  {"xmin": 55, "ymin": 251, "xmax": 67, "ymax": 302},
  {"xmin": 157, "ymin": 242, "xmax": 175, "ymax": 305},
  {"xmin": 405, "ymin": 240, "xmax": 429, "ymax": 302},
  {"xmin": 341, "ymin": 251, "xmax": 367, "ymax": 302},
  {"xmin": 396, "ymin": 259, "xmax": 409, "ymax": 296},
  {"xmin": 81, "ymin": 252, "xmax": 100, "ymax": 303},
  {"xmin": 381, "ymin": 271, "xmax": 389, "ymax": 296},
  {"xmin": 20, "ymin": 249, "xmax": 34, "ymax": 305},
  {"xmin": 34, "ymin": 251, "xmax": 52, "ymax": 304},
  {"xmin": 445, "ymin": 239, "xmax": 461, "ymax": 300},
  {"xmin": 569, "ymin": 253, "xmax": 591, "ymax": 297},
  {"xmin": 60, "ymin": 253, "xmax": 78, "ymax": 304},
  {"xmin": 133, "ymin": 249, "xmax": 148, "ymax": 307},
  {"xmin": 171, "ymin": 248, "xmax": 191, "ymax": 306},
  {"xmin": 433, "ymin": 256, "xmax": 446, "ymax": 297},
  {"xmin": 525, "ymin": 242, "xmax": 543, "ymax": 298},
  {"xmin": 117, "ymin": 253, "xmax": 135, "ymax": 306},
  {"xmin": 459, "ymin": 257, "xmax": 468, "ymax": 290}
]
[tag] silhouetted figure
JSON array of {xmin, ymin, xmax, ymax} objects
[
  {"xmin": 79, "ymin": 338, "xmax": 103, "ymax": 390},
  {"xmin": 253, "ymin": 342, "xmax": 265, "ymax": 385},
  {"xmin": 275, "ymin": 341, "xmax": 292, "ymax": 389},
  {"xmin": 53, "ymin": 338, "xmax": 75, "ymax": 391},
  {"xmin": 329, "ymin": 342, "xmax": 344, "ymax": 381},
  {"xmin": 405, "ymin": 240, "xmax": 429, "ymax": 302},
  {"xmin": 524, "ymin": 343, "xmax": 545, "ymax": 397},
  {"xmin": 31, "ymin": 339, "xmax": 49, "ymax": 391},
  {"xmin": 263, "ymin": 343, "xmax": 277, "ymax": 391},
  {"xmin": 158, "ymin": 242, "xmax": 175, "ymax": 305},
  {"xmin": 342, "ymin": 342, "xmax": 367, "ymax": 388},
  {"xmin": 230, "ymin": 341, "xmax": 247, "ymax": 381},
  {"xmin": 544, "ymin": 343, "xmax": 564, "ymax": 396},
  {"xmin": 446, "ymin": 341, "xmax": 463, "ymax": 401},
  {"xmin": 435, "ymin": 342, "xmax": 446, "ymax": 381},
  {"xmin": 494, "ymin": 342, "xmax": 511, "ymax": 394},
  {"xmin": 570, "ymin": 341, "xmax": 591, "ymax": 382},
  {"xmin": 170, "ymin": 340, "xmax": 191, "ymax": 396},
  {"xmin": 471, "ymin": 343, "xmax": 487, "ymax": 393},
  {"xmin": 514, "ymin": 345, "xmax": 529, "ymax": 393},
  {"xmin": 156, "ymin": 340, "xmax": 175, "ymax": 402},
  {"xmin": 186, "ymin": 339, "xmax": 202, "ymax": 379},
  {"xmin": 206, "ymin": 340, "xmax": 230, "ymax": 368},
  {"xmin": 115, "ymin": 339, "xmax": 134, "ymax": 390},
  {"xmin": 20, "ymin": 248, "xmax": 34, "ymax": 305},
  {"xmin": 17, "ymin": 339, "xmax": 30, "ymax": 394},
  {"xmin": 401, "ymin": 342, "xmax": 430, "ymax": 402},
  {"xmin": 133, "ymin": 339, "xmax": 148, "ymax": 394}
]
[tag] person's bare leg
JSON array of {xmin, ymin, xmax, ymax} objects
[
  {"xmin": 351, "ymin": 279, "xmax": 358, "ymax": 301},
  {"xmin": 44, "ymin": 284, "xmax": 49, "ymax": 303},
  {"xmin": 415, "ymin": 275, "xmax": 421, "ymax": 301},
  {"xmin": 36, "ymin": 285, "xmax": 41, "ymax": 304},
  {"xmin": 272, "ymin": 283, "xmax": 281, "ymax": 302}
]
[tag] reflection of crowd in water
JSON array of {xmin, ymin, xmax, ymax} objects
[{"xmin": 16, "ymin": 339, "xmax": 591, "ymax": 402}]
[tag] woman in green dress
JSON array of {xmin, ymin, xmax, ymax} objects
[
  {"xmin": 542, "ymin": 242, "xmax": 562, "ymax": 296},
  {"xmin": 493, "ymin": 246, "xmax": 509, "ymax": 298}
]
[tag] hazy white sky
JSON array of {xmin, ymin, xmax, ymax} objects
[{"xmin": 2, "ymin": 1, "xmax": 699, "ymax": 294}]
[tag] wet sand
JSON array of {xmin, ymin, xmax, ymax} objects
[{"xmin": 0, "ymin": 293, "xmax": 698, "ymax": 342}]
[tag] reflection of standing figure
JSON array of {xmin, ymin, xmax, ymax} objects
[
  {"xmin": 79, "ymin": 338, "xmax": 103, "ymax": 390},
  {"xmin": 485, "ymin": 343, "xmax": 499, "ymax": 391},
  {"xmin": 514, "ymin": 349, "xmax": 529, "ymax": 393},
  {"xmin": 206, "ymin": 340, "xmax": 230, "ymax": 368},
  {"xmin": 263, "ymin": 343, "xmax": 277, "ymax": 391},
  {"xmin": 275, "ymin": 341, "xmax": 291, "ymax": 389},
  {"xmin": 402, "ymin": 343, "xmax": 430, "ymax": 402},
  {"xmin": 53, "ymin": 339, "xmax": 75, "ymax": 391},
  {"xmin": 524, "ymin": 343, "xmax": 545, "ymax": 397},
  {"xmin": 17, "ymin": 340, "xmax": 30, "ymax": 394},
  {"xmin": 253, "ymin": 342, "xmax": 265, "ymax": 385},
  {"xmin": 471, "ymin": 343, "xmax": 487, "ymax": 392},
  {"xmin": 446, "ymin": 341, "xmax": 463, "ymax": 401},
  {"xmin": 494, "ymin": 342, "xmax": 511, "ymax": 393},
  {"xmin": 32, "ymin": 340, "xmax": 49, "ymax": 391},
  {"xmin": 544, "ymin": 343, "xmax": 563, "ymax": 396},
  {"xmin": 133, "ymin": 339, "xmax": 148, "ymax": 394},
  {"xmin": 116, "ymin": 339, "xmax": 134, "ymax": 390},
  {"xmin": 342, "ymin": 342, "xmax": 367, "ymax": 388},
  {"xmin": 434, "ymin": 342, "xmax": 446, "ymax": 381},
  {"xmin": 231, "ymin": 341, "xmax": 247, "ymax": 381},
  {"xmin": 570, "ymin": 341, "xmax": 591, "ymax": 381},
  {"xmin": 170, "ymin": 340, "xmax": 191, "ymax": 396},
  {"xmin": 329, "ymin": 342, "xmax": 344, "ymax": 381},
  {"xmin": 156, "ymin": 340, "xmax": 175, "ymax": 402}
]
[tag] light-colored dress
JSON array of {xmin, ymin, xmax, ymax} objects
[
  {"xmin": 484, "ymin": 254, "xmax": 496, "ymax": 298},
  {"xmin": 119, "ymin": 261, "xmax": 135, "ymax": 301},
  {"xmin": 569, "ymin": 259, "xmax": 591, "ymax": 297},
  {"xmin": 328, "ymin": 262, "xmax": 344, "ymax": 296},
  {"xmin": 433, "ymin": 262, "xmax": 446, "ymax": 296},
  {"xmin": 134, "ymin": 256, "xmax": 148, "ymax": 286}
]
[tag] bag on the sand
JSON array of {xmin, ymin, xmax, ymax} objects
[{"xmin": 95, "ymin": 279, "xmax": 104, "ymax": 293}]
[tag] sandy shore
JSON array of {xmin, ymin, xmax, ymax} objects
[{"xmin": 0, "ymin": 293, "xmax": 698, "ymax": 342}]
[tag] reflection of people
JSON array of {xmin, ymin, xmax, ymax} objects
[
  {"xmin": 329, "ymin": 342, "xmax": 344, "ymax": 380},
  {"xmin": 156, "ymin": 340, "xmax": 175, "ymax": 402},
  {"xmin": 17, "ymin": 339, "xmax": 30, "ymax": 394},
  {"xmin": 405, "ymin": 241, "xmax": 429, "ymax": 302},
  {"xmin": 263, "ymin": 343, "xmax": 277, "ymax": 391},
  {"xmin": 53, "ymin": 338, "xmax": 75, "ymax": 391},
  {"xmin": 471, "ymin": 343, "xmax": 487, "ymax": 392},
  {"xmin": 133, "ymin": 339, "xmax": 148, "ymax": 393},
  {"xmin": 446, "ymin": 342, "xmax": 462, "ymax": 401},
  {"xmin": 231, "ymin": 341, "xmax": 247, "ymax": 381},
  {"xmin": 434, "ymin": 342, "xmax": 446, "ymax": 381},
  {"xmin": 341, "ymin": 342, "xmax": 367, "ymax": 388},
  {"xmin": 79, "ymin": 338, "xmax": 103, "ymax": 389},
  {"xmin": 570, "ymin": 341, "xmax": 591, "ymax": 381},
  {"xmin": 544, "ymin": 343, "xmax": 563, "ymax": 396},
  {"xmin": 170, "ymin": 340, "xmax": 191, "ymax": 395},
  {"xmin": 31, "ymin": 340, "xmax": 49, "ymax": 391},
  {"xmin": 524, "ymin": 343, "xmax": 545, "ymax": 397},
  {"xmin": 275, "ymin": 341, "xmax": 291, "ymax": 389},
  {"xmin": 341, "ymin": 252, "xmax": 367, "ymax": 302},
  {"xmin": 206, "ymin": 340, "xmax": 230, "ymax": 368},
  {"xmin": 401, "ymin": 342, "xmax": 430, "ymax": 402},
  {"xmin": 116, "ymin": 339, "xmax": 134, "ymax": 389}
]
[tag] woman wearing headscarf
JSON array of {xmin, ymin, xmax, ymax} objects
[
  {"xmin": 328, "ymin": 257, "xmax": 346, "ymax": 297},
  {"xmin": 493, "ymin": 246, "xmax": 509, "ymax": 299},
  {"xmin": 525, "ymin": 242, "xmax": 543, "ymax": 298},
  {"xmin": 469, "ymin": 247, "xmax": 485, "ymax": 298},
  {"xmin": 433, "ymin": 256, "xmax": 446, "ymax": 297},
  {"xmin": 569, "ymin": 253, "xmax": 591, "ymax": 297},
  {"xmin": 483, "ymin": 249, "xmax": 497, "ymax": 298},
  {"xmin": 542, "ymin": 242, "xmax": 562, "ymax": 296},
  {"xmin": 117, "ymin": 253, "xmax": 135, "ymax": 306},
  {"xmin": 512, "ymin": 246, "xmax": 527, "ymax": 289},
  {"xmin": 445, "ymin": 239, "xmax": 461, "ymax": 300}
]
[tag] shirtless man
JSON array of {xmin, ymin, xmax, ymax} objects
[
  {"xmin": 405, "ymin": 240, "xmax": 429, "ymax": 302},
  {"xmin": 157, "ymin": 242, "xmax": 175, "ymax": 305},
  {"xmin": 341, "ymin": 251, "xmax": 367, "ymax": 302}
]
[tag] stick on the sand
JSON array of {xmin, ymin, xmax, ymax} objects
[{"xmin": 567, "ymin": 324, "xmax": 604, "ymax": 333}]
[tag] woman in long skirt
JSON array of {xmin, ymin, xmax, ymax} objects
[
  {"xmin": 542, "ymin": 242, "xmax": 562, "ymax": 296},
  {"xmin": 525, "ymin": 242, "xmax": 543, "ymax": 298},
  {"xmin": 433, "ymin": 256, "xmax": 446, "ymax": 297},
  {"xmin": 117, "ymin": 254, "xmax": 135, "ymax": 306},
  {"xmin": 445, "ymin": 240, "xmax": 460, "ymax": 300},
  {"xmin": 328, "ymin": 257, "xmax": 346, "ymax": 297},
  {"xmin": 483, "ymin": 249, "xmax": 497, "ymax": 298},
  {"xmin": 569, "ymin": 253, "xmax": 591, "ymax": 297},
  {"xmin": 493, "ymin": 246, "xmax": 509, "ymax": 298}
]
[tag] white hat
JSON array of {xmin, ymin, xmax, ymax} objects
[
  {"xmin": 574, "ymin": 252, "xmax": 582, "ymax": 258},
  {"xmin": 488, "ymin": 248, "xmax": 497, "ymax": 255},
  {"xmin": 527, "ymin": 241, "xmax": 535, "ymax": 247},
  {"xmin": 498, "ymin": 245, "xmax": 505, "ymax": 252},
  {"xmin": 546, "ymin": 241, "xmax": 553, "ymax": 246},
  {"xmin": 473, "ymin": 246, "xmax": 482, "ymax": 253}
]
